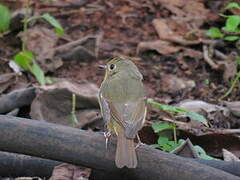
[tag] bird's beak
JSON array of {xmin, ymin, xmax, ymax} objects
[{"xmin": 98, "ymin": 64, "xmax": 107, "ymax": 69}]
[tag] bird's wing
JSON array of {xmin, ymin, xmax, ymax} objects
[
  {"xmin": 98, "ymin": 91, "xmax": 111, "ymax": 123},
  {"xmin": 108, "ymin": 97, "xmax": 147, "ymax": 138}
]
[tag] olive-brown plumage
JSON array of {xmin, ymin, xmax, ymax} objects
[{"xmin": 98, "ymin": 57, "xmax": 147, "ymax": 168}]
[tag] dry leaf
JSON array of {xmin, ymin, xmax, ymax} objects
[
  {"xmin": 0, "ymin": 73, "xmax": 16, "ymax": 94},
  {"xmin": 30, "ymin": 80, "xmax": 99, "ymax": 126},
  {"xmin": 223, "ymin": 149, "xmax": 240, "ymax": 162},
  {"xmin": 159, "ymin": 0, "xmax": 209, "ymax": 27},
  {"xmin": 160, "ymin": 74, "xmax": 196, "ymax": 93},
  {"xmin": 15, "ymin": 177, "xmax": 42, "ymax": 180},
  {"xmin": 23, "ymin": 26, "xmax": 62, "ymax": 72},
  {"xmin": 177, "ymin": 100, "xmax": 231, "ymax": 128},
  {"xmin": 223, "ymin": 101, "xmax": 240, "ymax": 117},
  {"xmin": 50, "ymin": 163, "xmax": 91, "ymax": 180},
  {"xmin": 137, "ymin": 40, "xmax": 182, "ymax": 55},
  {"xmin": 153, "ymin": 19, "xmax": 201, "ymax": 45},
  {"xmin": 171, "ymin": 138, "xmax": 200, "ymax": 158}
]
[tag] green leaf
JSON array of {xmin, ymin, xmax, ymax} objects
[
  {"xmin": 223, "ymin": 15, "xmax": 240, "ymax": 32},
  {"xmin": 147, "ymin": 99, "xmax": 185, "ymax": 113},
  {"xmin": 178, "ymin": 139, "xmax": 186, "ymax": 144},
  {"xmin": 194, "ymin": 145, "xmax": 206, "ymax": 155},
  {"xmin": 152, "ymin": 122, "xmax": 174, "ymax": 133},
  {"xmin": 162, "ymin": 144, "xmax": 173, "ymax": 152},
  {"xmin": 194, "ymin": 145, "xmax": 218, "ymax": 160},
  {"xmin": 31, "ymin": 63, "xmax": 46, "ymax": 85},
  {"xmin": 0, "ymin": 4, "xmax": 11, "ymax": 32},
  {"xmin": 148, "ymin": 99, "xmax": 208, "ymax": 126},
  {"xmin": 14, "ymin": 51, "xmax": 45, "ymax": 85},
  {"xmin": 186, "ymin": 111, "xmax": 208, "ymax": 126},
  {"xmin": 206, "ymin": 27, "xmax": 224, "ymax": 39},
  {"xmin": 14, "ymin": 51, "xmax": 34, "ymax": 70},
  {"xmin": 225, "ymin": 2, "xmax": 240, "ymax": 10},
  {"xmin": 168, "ymin": 142, "xmax": 180, "ymax": 151},
  {"xmin": 157, "ymin": 136, "xmax": 169, "ymax": 146},
  {"xmin": 236, "ymin": 56, "xmax": 240, "ymax": 65},
  {"xmin": 224, "ymin": 36, "xmax": 240, "ymax": 41},
  {"xmin": 199, "ymin": 154, "xmax": 217, "ymax": 160},
  {"xmin": 42, "ymin": 13, "xmax": 64, "ymax": 35}
]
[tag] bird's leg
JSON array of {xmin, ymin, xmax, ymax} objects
[
  {"xmin": 104, "ymin": 131, "xmax": 112, "ymax": 149},
  {"xmin": 135, "ymin": 134, "xmax": 144, "ymax": 149}
]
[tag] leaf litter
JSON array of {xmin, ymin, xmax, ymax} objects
[{"xmin": 1, "ymin": 0, "xmax": 240, "ymax": 178}]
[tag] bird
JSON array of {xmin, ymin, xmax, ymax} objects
[{"xmin": 98, "ymin": 57, "xmax": 147, "ymax": 168}]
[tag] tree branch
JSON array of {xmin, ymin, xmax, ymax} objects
[{"xmin": 0, "ymin": 115, "xmax": 239, "ymax": 180}]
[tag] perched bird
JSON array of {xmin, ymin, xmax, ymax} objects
[{"xmin": 98, "ymin": 57, "xmax": 147, "ymax": 168}]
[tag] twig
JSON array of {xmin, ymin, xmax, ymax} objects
[
  {"xmin": 203, "ymin": 45, "xmax": 219, "ymax": 70},
  {"xmin": 161, "ymin": 117, "xmax": 188, "ymax": 126},
  {"xmin": 219, "ymin": 72, "xmax": 240, "ymax": 100}
]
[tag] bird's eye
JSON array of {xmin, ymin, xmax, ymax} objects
[{"xmin": 109, "ymin": 64, "xmax": 116, "ymax": 70}]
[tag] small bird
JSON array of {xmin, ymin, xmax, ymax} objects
[{"xmin": 98, "ymin": 57, "xmax": 147, "ymax": 168}]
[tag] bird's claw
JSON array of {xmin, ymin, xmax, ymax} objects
[
  {"xmin": 135, "ymin": 134, "xmax": 144, "ymax": 149},
  {"xmin": 104, "ymin": 131, "xmax": 112, "ymax": 149}
]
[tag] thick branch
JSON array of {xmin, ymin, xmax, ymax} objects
[
  {"xmin": 0, "ymin": 88, "xmax": 36, "ymax": 113},
  {"xmin": 1, "ymin": 152, "xmax": 240, "ymax": 179},
  {"xmin": 0, "ymin": 115, "xmax": 239, "ymax": 180}
]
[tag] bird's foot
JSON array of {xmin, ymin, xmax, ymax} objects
[
  {"xmin": 135, "ymin": 134, "xmax": 144, "ymax": 149},
  {"xmin": 104, "ymin": 131, "xmax": 112, "ymax": 149}
]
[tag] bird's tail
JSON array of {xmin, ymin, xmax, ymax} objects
[{"xmin": 115, "ymin": 130, "xmax": 137, "ymax": 168}]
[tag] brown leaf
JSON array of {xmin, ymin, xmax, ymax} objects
[
  {"xmin": 23, "ymin": 26, "xmax": 62, "ymax": 72},
  {"xmin": 137, "ymin": 40, "xmax": 182, "ymax": 55},
  {"xmin": 159, "ymin": 0, "xmax": 209, "ymax": 27},
  {"xmin": 222, "ymin": 61, "xmax": 237, "ymax": 84},
  {"xmin": 15, "ymin": 177, "xmax": 42, "ymax": 180},
  {"xmin": 0, "ymin": 73, "xmax": 16, "ymax": 94},
  {"xmin": 30, "ymin": 80, "xmax": 99, "ymax": 126},
  {"xmin": 153, "ymin": 19, "xmax": 201, "ymax": 45},
  {"xmin": 171, "ymin": 138, "xmax": 200, "ymax": 158},
  {"xmin": 223, "ymin": 149, "xmax": 240, "ymax": 162},
  {"xmin": 50, "ymin": 163, "xmax": 91, "ymax": 180},
  {"xmin": 179, "ymin": 131, "xmax": 240, "ymax": 158},
  {"xmin": 160, "ymin": 74, "xmax": 196, "ymax": 93},
  {"xmin": 177, "ymin": 100, "xmax": 230, "ymax": 128},
  {"xmin": 223, "ymin": 101, "xmax": 240, "ymax": 117},
  {"xmin": 56, "ymin": 33, "xmax": 103, "ymax": 61}
]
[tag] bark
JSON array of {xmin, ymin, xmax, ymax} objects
[
  {"xmin": 0, "ymin": 87, "xmax": 36, "ymax": 113},
  {"xmin": 0, "ymin": 115, "xmax": 239, "ymax": 180}
]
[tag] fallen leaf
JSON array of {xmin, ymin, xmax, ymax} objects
[
  {"xmin": 159, "ymin": 0, "xmax": 209, "ymax": 27},
  {"xmin": 180, "ymin": 131, "xmax": 240, "ymax": 158},
  {"xmin": 0, "ymin": 73, "xmax": 16, "ymax": 94},
  {"xmin": 30, "ymin": 80, "xmax": 99, "ymax": 126},
  {"xmin": 160, "ymin": 74, "xmax": 196, "ymax": 93},
  {"xmin": 57, "ymin": 33, "xmax": 103, "ymax": 61},
  {"xmin": 223, "ymin": 149, "xmax": 240, "ymax": 162},
  {"xmin": 49, "ymin": 163, "xmax": 91, "ymax": 180},
  {"xmin": 15, "ymin": 177, "xmax": 42, "ymax": 180},
  {"xmin": 176, "ymin": 100, "xmax": 231, "ymax": 128},
  {"xmin": 223, "ymin": 101, "xmax": 240, "ymax": 117},
  {"xmin": 153, "ymin": 19, "xmax": 201, "ymax": 45},
  {"xmin": 22, "ymin": 26, "xmax": 62, "ymax": 72},
  {"xmin": 171, "ymin": 138, "xmax": 200, "ymax": 158},
  {"xmin": 137, "ymin": 40, "xmax": 182, "ymax": 55}
]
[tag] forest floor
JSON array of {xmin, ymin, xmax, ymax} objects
[{"xmin": 0, "ymin": 0, "xmax": 240, "ymax": 179}]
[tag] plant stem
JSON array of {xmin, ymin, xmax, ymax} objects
[
  {"xmin": 173, "ymin": 119, "xmax": 177, "ymax": 144},
  {"xmin": 70, "ymin": 93, "xmax": 79, "ymax": 126},
  {"xmin": 72, "ymin": 93, "xmax": 76, "ymax": 114},
  {"xmin": 219, "ymin": 72, "xmax": 240, "ymax": 100},
  {"xmin": 22, "ymin": 0, "xmax": 31, "ymax": 51}
]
